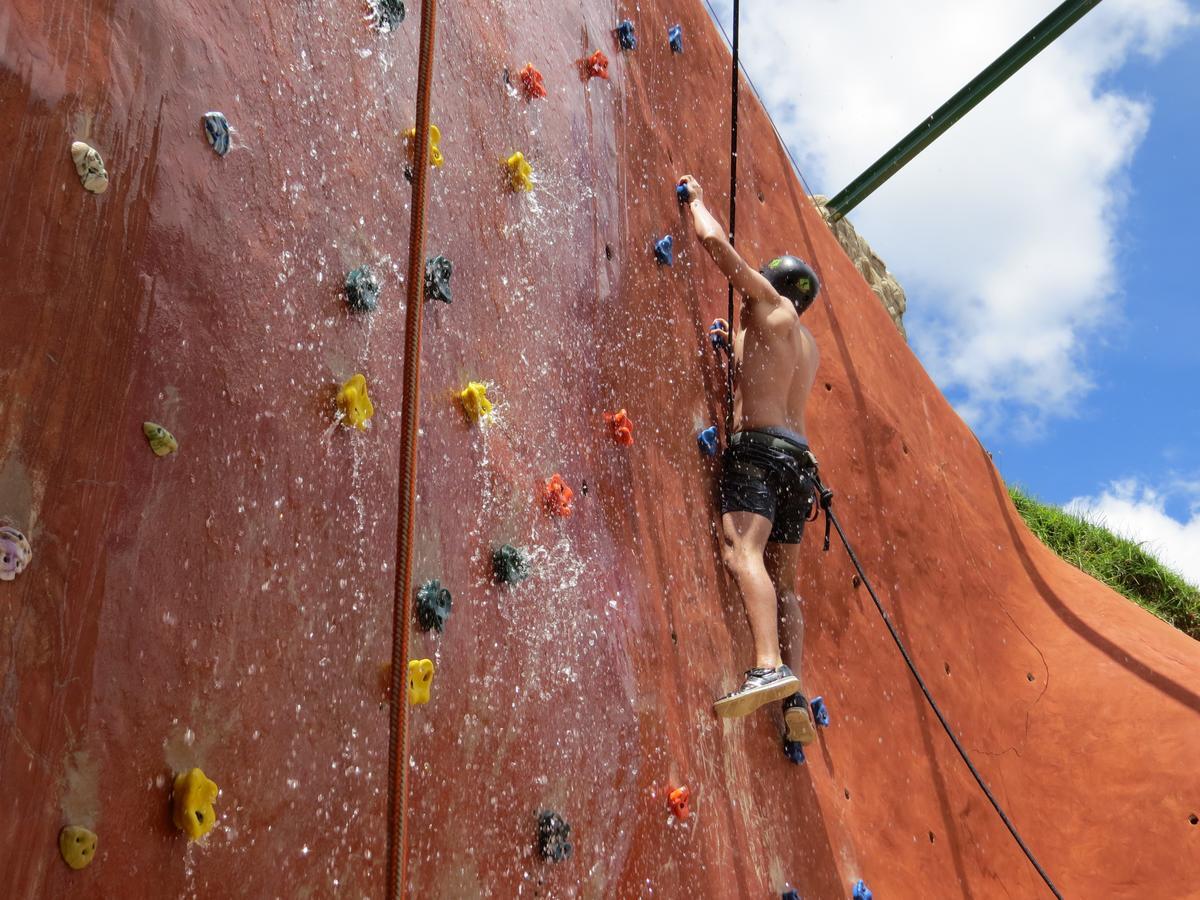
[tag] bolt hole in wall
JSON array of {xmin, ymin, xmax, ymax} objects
[
  {"xmin": 605, "ymin": 244, "xmax": 613, "ymax": 260},
  {"xmin": 1027, "ymin": 672, "xmax": 1036, "ymax": 682},
  {"xmin": 844, "ymin": 788, "xmax": 851, "ymax": 800},
  {"xmin": 757, "ymin": 190, "xmax": 765, "ymax": 202},
  {"xmin": 824, "ymin": 382, "xmax": 832, "ymax": 392},
  {"xmin": 1190, "ymin": 814, "xmax": 1198, "ymax": 825},
  {"xmin": 929, "ymin": 831, "xmax": 936, "ymax": 844},
  {"xmin": 944, "ymin": 662, "xmax": 951, "ymax": 675}
]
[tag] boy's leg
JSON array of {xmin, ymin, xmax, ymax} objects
[
  {"xmin": 722, "ymin": 510, "xmax": 782, "ymax": 668},
  {"xmin": 767, "ymin": 540, "xmax": 817, "ymax": 744},
  {"xmin": 713, "ymin": 511, "xmax": 801, "ymax": 718}
]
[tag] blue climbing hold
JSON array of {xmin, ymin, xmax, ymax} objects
[
  {"xmin": 781, "ymin": 890, "xmax": 801, "ymax": 900},
  {"xmin": 783, "ymin": 739, "xmax": 806, "ymax": 765},
  {"xmin": 668, "ymin": 24, "xmax": 684, "ymax": 53},
  {"xmin": 709, "ymin": 319, "xmax": 730, "ymax": 353},
  {"xmin": 203, "ymin": 112, "xmax": 230, "ymax": 157},
  {"xmin": 811, "ymin": 696, "xmax": 830, "ymax": 728},
  {"xmin": 697, "ymin": 426, "xmax": 719, "ymax": 456},
  {"xmin": 616, "ymin": 19, "xmax": 637, "ymax": 51},
  {"xmin": 654, "ymin": 235, "xmax": 673, "ymax": 266},
  {"xmin": 677, "ymin": 182, "xmax": 690, "ymax": 203},
  {"xmin": 853, "ymin": 880, "xmax": 873, "ymax": 900}
]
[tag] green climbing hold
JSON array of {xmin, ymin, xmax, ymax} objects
[
  {"xmin": 345, "ymin": 266, "xmax": 379, "ymax": 313},
  {"xmin": 493, "ymin": 544, "xmax": 531, "ymax": 585}
]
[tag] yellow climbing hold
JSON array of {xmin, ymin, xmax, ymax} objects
[
  {"xmin": 172, "ymin": 767, "xmax": 218, "ymax": 841},
  {"xmin": 59, "ymin": 826, "xmax": 98, "ymax": 870},
  {"xmin": 408, "ymin": 658, "xmax": 435, "ymax": 706},
  {"xmin": 404, "ymin": 123, "xmax": 444, "ymax": 168},
  {"xmin": 457, "ymin": 381, "xmax": 493, "ymax": 424},
  {"xmin": 505, "ymin": 151, "xmax": 534, "ymax": 192},
  {"xmin": 143, "ymin": 422, "xmax": 178, "ymax": 457},
  {"xmin": 337, "ymin": 374, "xmax": 375, "ymax": 430}
]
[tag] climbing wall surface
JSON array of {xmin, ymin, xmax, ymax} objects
[{"xmin": 2, "ymin": 0, "xmax": 1198, "ymax": 896}]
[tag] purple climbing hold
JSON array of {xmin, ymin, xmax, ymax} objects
[
  {"xmin": 0, "ymin": 524, "xmax": 31, "ymax": 582},
  {"xmin": 697, "ymin": 425, "xmax": 718, "ymax": 456}
]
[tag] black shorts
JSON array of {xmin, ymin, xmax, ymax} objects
[{"xmin": 719, "ymin": 432, "xmax": 816, "ymax": 544}]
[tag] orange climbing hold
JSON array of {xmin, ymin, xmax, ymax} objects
[
  {"xmin": 668, "ymin": 786, "xmax": 690, "ymax": 820},
  {"xmin": 604, "ymin": 409, "xmax": 635, "ymax": 446},
  {"xmin": 585, "ymin": 50, "xmax": 610, "ymax": 80},
  {"xmin": 542, "ymin": 474, "xmax": 574, "ymax": 518},
  {"xmin": 517, "ymin": 63, "xmax": 547, "ymax": 100}
]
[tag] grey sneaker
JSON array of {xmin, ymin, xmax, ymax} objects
[
  {"xmin": 713, "ymin": 665, "xmax": 801, "ymax": 718},
  {"xmin": 783, "ymin": 692, "xmax": 817, "ymax": 745}
]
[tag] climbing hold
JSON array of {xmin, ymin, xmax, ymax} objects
[
  {"xmin": 654, "ymin": 235, "xmax": 674, "ymax": 266},
  {"xmin": 0, "ymin": 525, "xmax": 32, "ymax": 582},
  {"xmin": 709, "ymin": 319, "xmax": 731, "ymax": 353},
  {"xmin": 542, "ymin": 474, "xmax": 574, "ymax": 518},
  {"xmin": 811, "ymin": 696, "xmax": 830, "ymax": 728},
  {"xmin": 781, "ymin": 890, "xmax": 801, "ymax": 900},
  {"xmin": 697, "ymin": 426, "xmax": 719, "ymax": 456},
  {"xmin": 58, "ymin": 826, "xmax": 97, "ymax": 870},
  {"xmin": 425, "ymin": 255, "xmax": 453, "ymax": 304},
  {"xmin": 457, "ymin": 381, "xmax": 493, "ymax": 424},
  {"xmin": 667, "ymin": 786, "xmax": 690, "ymax": 820},
  {"xmin": 505, "ymin": 151, "xmax": 534, "ymax": 192},
  {"xmin": 344, "ymin": 265, "xmax": 380, "ymax": 313},
  {"xmin": 783, "ymin": 739, "xmax": 806, "ymax": 765},
  {"xmin": 604, "ymin": 409, "xmax": 635, "ymax": 446},
  {"xmin": 537, "ymin": 810, "xmax": 572, "ymax": 862},
  {"xmin": 202, "ymin": 112, "xmax": 230, "ymax": 157},
  {"xmin": 408, "ymin": 658, "xmax": 435, "ymax": 706},
  {"xmin": 676, "ymin": 182, "xmax": 690, "ymax": 203},
  {"xmin": 415, "ymin": 579, "xmax": 452, "ymax": 633},
  {"xmin": 668, "ymin": 24, "xmax": 684, "ymax": 53},
  {"xmin": 493, "ymin": 544, "xmax": 532, "ymax": 585},
  {"xmin": 369, "ymin": 0, "xmax": 405, "ymax": 31},
  {"xmin": 337, "ymin": 374, "xmax": 375, "ymax": 430},
  {"xmin": 585, "ymin": 50, "xmax": 610, "ymax": 80},
  {"xmin": 404, "ymin": 123, "xmax": 444, "ymax": 168},
  {"xmin": 853, "ymin": 880, "xmax": 873, "ymax": 900},
  {"xmin": 517, "ymin": 63, "xmax": 547, "ymax": 100},
  {"xmin": 142, "ymin": 422, "xmax": 178, "ymax": 457},
  {"xmin": 70, "ymin": 141, "xmax": 108, "ymax": 194},
  {"xmin": 615, "ymin": 19, "xmax": 637, "ymax": 51},
  {"xmin": 172, "ymin": 767, "xmax": 218, "ymax": 841}
]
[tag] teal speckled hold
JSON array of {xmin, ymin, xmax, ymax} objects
[
  {"xmin": 425, "ymin": 255, "xmax": 453, "ymax": 304},
  {"xmin": 492, "ymin": 544, "xmax": 531, "ymax": 585},
  {"xmin": 345, "ymin": 266, "xmax": 379, "ymax": 313}
]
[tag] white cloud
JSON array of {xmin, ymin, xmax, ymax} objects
[
  {"xmin": 706, "ymin": 0, "xmax": 1196, "ymax": 434},
  {"xmin": 1066, "ymin": 479, "xmax": 1200, "ymax": 584}
]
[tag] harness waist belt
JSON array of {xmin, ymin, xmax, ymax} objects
[{"xmin": 729, "ymin": 430, "xmax": 812, "ymax": 458}]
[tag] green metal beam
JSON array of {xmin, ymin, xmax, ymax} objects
[{"xmin": 825, "ymin": 0, "xmax": 1104, "ymax": 222}]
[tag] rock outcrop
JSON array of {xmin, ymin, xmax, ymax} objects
[{"xmin": 815, "ymin": 195, "xmax": 908, "ymax": 337}]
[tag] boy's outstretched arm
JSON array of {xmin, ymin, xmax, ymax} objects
[{"xmin": 678, "ymin": 174, "xmax": 779, "ymax": 308}]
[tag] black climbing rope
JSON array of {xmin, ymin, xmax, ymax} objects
[
  {"xmin": 724, "ymin": 0, "xmax": 740, "ymax": 437},
  {"xmin": 800, "ymin": 462, "xmax": 1063, "ymax": 899}
]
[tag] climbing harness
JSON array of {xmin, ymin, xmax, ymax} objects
[{"xmin": 799, "ymin": 456, "xmax": 1063, "ymax": 899}]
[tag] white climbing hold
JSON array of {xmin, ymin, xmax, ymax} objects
[{"xmin": 70, "ymin": 141, "xmax": 108, "ymax": 194}]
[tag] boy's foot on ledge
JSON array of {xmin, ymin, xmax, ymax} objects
[
  {"xmin": 713, "ymin": 665, "xmax": 801, "ymax": 718},
  {"xmin": 783, "ymin": 692, "xmax": 817, "ymax": 745}
]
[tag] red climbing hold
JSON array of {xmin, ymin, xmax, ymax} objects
[
  {"xmin": 604, "ymin": 409, "xmax": 635, "ymax": 446},
  {"xmin": 542, "ymin": 474, "xmax": 574, "ymax": 517},
  {"xmin": 518, "ymin": 63, "xmax": 547, "ymax": 100},
  {"xmin": 668, "ymin": 786, "xmax": 690, "ymax": 820},
  {"xmin": 585, "ymin": 50, "xmax": 610, "ymax": 80}
]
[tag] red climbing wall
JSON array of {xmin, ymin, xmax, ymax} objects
[{"xmin": 2, "ymin": 1, "xmax": 1198, "ymax": 897}]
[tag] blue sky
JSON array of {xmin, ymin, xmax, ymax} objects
[{"xmin": 704, "ymin": 0, "xmax": 1200, "ymax": 582}]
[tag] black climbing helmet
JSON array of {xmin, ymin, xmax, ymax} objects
[{"xmin": 761, "ymin": 255, "xmax": 820, "ymax": 314}]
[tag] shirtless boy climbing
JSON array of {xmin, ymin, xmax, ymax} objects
[{"xmin": 678, "ymin": 174, "xmax": 823, "ymax": 745}]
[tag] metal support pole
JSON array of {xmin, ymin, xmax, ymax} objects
[{"xmin": 825, "ymin": 0, "xmax": 1104, "ymax": 222}]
